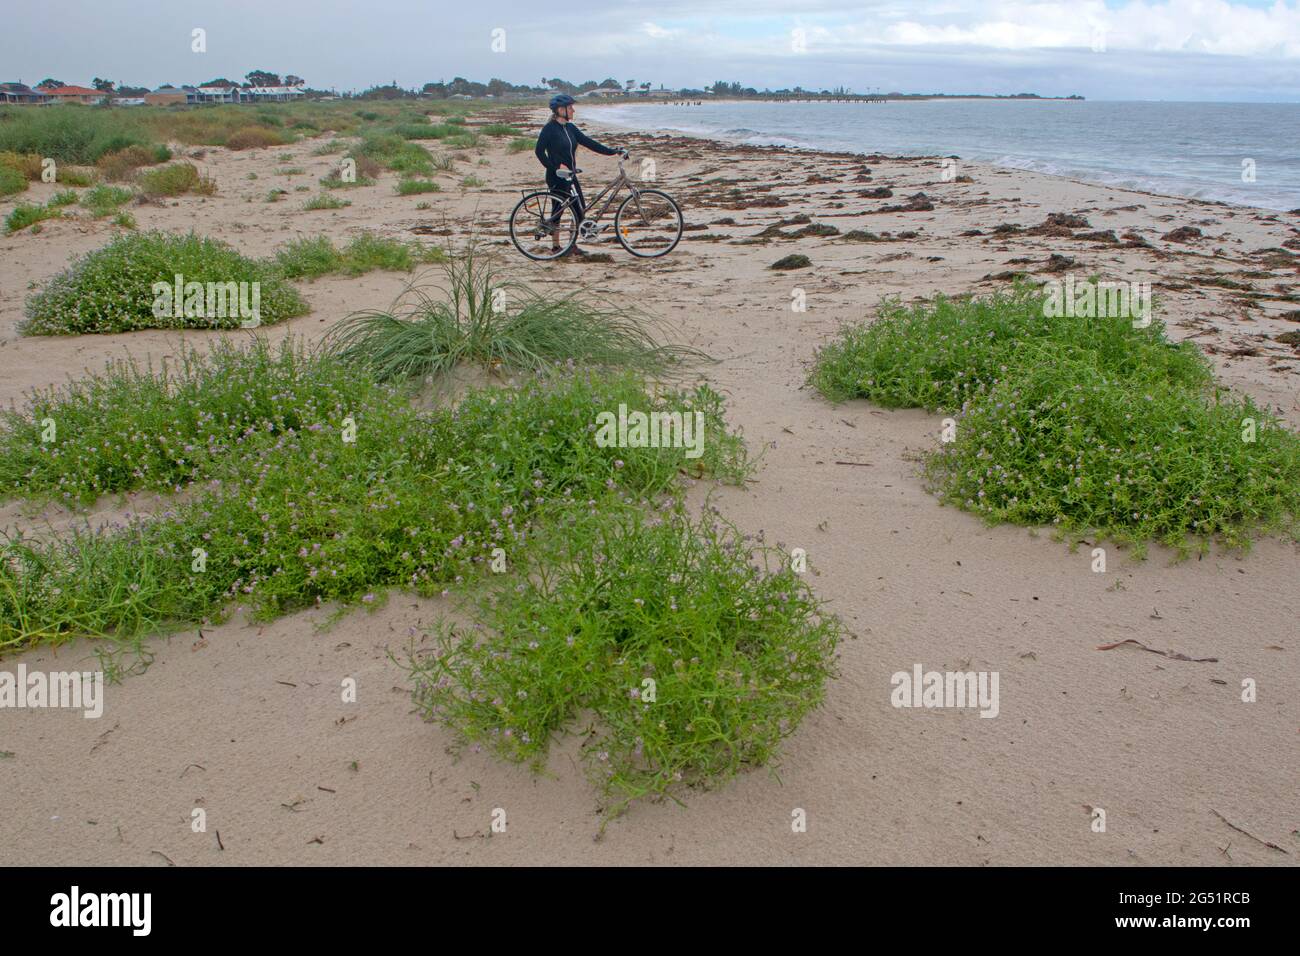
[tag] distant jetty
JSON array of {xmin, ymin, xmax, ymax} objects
[{"xmin": 705, "ymin": 93, "xmax": 1085, "ymax": 104}]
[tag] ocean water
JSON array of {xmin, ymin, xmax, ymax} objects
[{"xmin": 587, "ymin": 100, "xmax": 1300, "ymax": 212}]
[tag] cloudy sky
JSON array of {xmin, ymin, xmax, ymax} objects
[{"xmin": 4, "ymin": 0, "xmax": 1299, "ymax": 100}]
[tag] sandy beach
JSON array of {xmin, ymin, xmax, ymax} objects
[{"xmin": 0, "ymin": 107, "xmax": 1296, "ymax": 866}]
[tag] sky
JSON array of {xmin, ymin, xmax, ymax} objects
[{"xmin": 3, "ymin": 0, "xmax": 1299, "ymax": 101}]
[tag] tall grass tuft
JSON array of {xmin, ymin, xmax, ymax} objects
[
  {"xmin": 0, "ymin": 105, "xmax": 152, "ymax": 164},
  {"xmin": 321, "ymin": 246, "xmax": 707, "ymax": 382},
  {"xmin": 274, "ymin": 233, "xmax": 442, "ymax": 278},
  {"xmin": 136, "ymin": 162, "xmax": 216, "ymax": 198}
]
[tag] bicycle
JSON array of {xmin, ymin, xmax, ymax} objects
[{"xmin": 509, "ymin": 153, "xmax": 684, "ymax": 261}]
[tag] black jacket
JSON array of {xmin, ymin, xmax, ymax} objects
[{"xmin": 535, "ymin": 119, "xmax": 618, "ymax": 177}]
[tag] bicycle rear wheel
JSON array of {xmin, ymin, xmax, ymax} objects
[
  {"xmin": 510, "ymin": 191, "xmax": 578, "ymax": 261},
  {"xmin": 615, "ymin": 189, "xmax": 683, "ymax": 258}
]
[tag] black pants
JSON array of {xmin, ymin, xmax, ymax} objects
[{"xmin": 545, "ymin": 173, "xmax": 585, "ymax": 235}]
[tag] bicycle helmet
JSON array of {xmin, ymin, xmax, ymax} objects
[{"xmin": 549, "ymin": 93, "xmax": 576, "ymax": 111}]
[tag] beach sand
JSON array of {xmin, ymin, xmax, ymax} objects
[{"xmin": 0, "ymin": 109, "xmax": 1296, "ymax": 865}]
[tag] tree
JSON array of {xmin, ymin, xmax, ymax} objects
[
  {"xmin": 37, "ymin": 78, "xmax": 65, "ymax": 89},
  {"xmin": 91, "ymin": 77, "xmax": 115, "ymax": 92},
  {"xmin": 201, "ymin": 77, "xmax": 237, "ymax": 88},
  {"xmin": 285, "ymin": 75, "xmax": 305, "ymax": 87},
  {"xmin": 244, "ymin": 70, "xmax": 282, "ymax": 88}
]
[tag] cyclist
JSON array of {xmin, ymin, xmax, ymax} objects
[{"xmin": 535, "ymin": 93, "xmax": 627, "ymax": 256}]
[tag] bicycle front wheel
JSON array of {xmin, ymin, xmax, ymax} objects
[
  {"xmin": 509, "ymin": 191, "xmax": 578, "ymax": 261},
  {"xmin": 615, "ymin": 189, "xmax": 683, "ymax": 258}
]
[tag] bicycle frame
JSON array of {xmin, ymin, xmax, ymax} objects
[{"xmin": 550, "ymin": 159, "xmax": 645, "ymax": 225}]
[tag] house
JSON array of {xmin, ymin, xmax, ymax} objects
[
  {"xmin": 35, "ymin": 83, "xmax": 108, "ymax": 104},
  {"xmin": 0, "ymin": 82, "xmax": 50, "ymax": 104},
  {"xmin": 242, "ymin": 86, "xmax": 304, "ymax": 102},
  {"xmin": 195, "ymin": 85, "xmax": 241, "ymax": 104},
  {"xmin": 144, "ymin": 85, "xmax": 194, "ymax": 106},
  {"xmin": 580, "ymin": 86, "xmax": 628, "ymax": 98}
]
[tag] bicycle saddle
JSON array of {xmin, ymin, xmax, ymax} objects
[{"xmin": 556, "ymin": 168, "xmax": 583, "ymax": 179}]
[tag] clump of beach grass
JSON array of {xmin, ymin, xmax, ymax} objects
[
  {"xmin": 320, "ymin": 245, "xmax": 707, "ymax": 382},
  {"xmin": 5, "ymin": 201, "xmax": 62, "ymax": 234},
  {"xmin": 79, "ymin": 184, "xmax": 133, "ymax": 218},
  {"xmin": 0, "ymin": 105, "xmax": 153, "ymax": 164},
  {"xmin": 136, "ymin": 162, "xmax": 216, "ymax": 198},
  {"xmin": 304, "ymin": 193, "xmax": 351, "ymax": 210},
  {"xmin": 0, "ymin": 165, "xmax": 29, "ymax": 197},
  {"xmin": 349, "ymin": 134, "xmax": 434, "ymax": 176},
  {"xmin": 95, "ymin": 144, "xmax": 172, "ymax": 182},
  {"xmin": 396, "ymin": 178, "xmax": 440, "ymax": 195},
  {"xmin": 274, "ymin": 233, "xmax": 443, "ymax": 278}
]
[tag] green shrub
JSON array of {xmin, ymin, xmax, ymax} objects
[
  {"xmin": 408, "ymin": 498, "xmax": 839, "ymax": 817},
  {"xmin": 79, "ymin": 184, "xmax": 133, "ymax": 217},
  {"xmin": 56, "ymin": 166, "xmax": 96, "ymax": 186},
  {"xmin": 0, "ymin": 166, "xmax": 30, "ymax": 196},
  {"xmin": 5, "ymin": 202, "xmax": 61, "ymax": 234},
  {"xmin": 304, "ymin": 193, "xmax": 350, "ymax": 210},
  {"xmin": 0, "ymin": 356, "xmax": 748, "ymax": 647},
  {"xmin": 812, "ymin": 283, "xmax": 1300, "ymax": 554},
  {"xmin": 136, "ymin": 162, "xmax": 216, "ymax": 198},
  {"xmin": 0, "ymin": 151, "xmax": 44, "ymax": 180},
  {"xmin": 223, "ymin": 126, "xmax": 289, "ymax": 150},
  {"xmin": 393, "ymin": 124, "xmax": 442, "ymax": 140},
  {"xmin": 350, "ymin": 134, "xmax": 433, "ymax": 175},
  {"xmin": 0, "ymin": 105, "xmax": 152, "ymax": 164},
  {"xmin": 506, "ymin": 137, "xmax": 535, "ymax": 154},
  {"xmin": 395, "ymin": 178, "xmax": 440, "ymax": 195},
  {"xmin": 48, "ymin": 190, "xmax": 79, "ymax": 207},
  {"xmin": 22, "ymin": 231, "xmax": 308, "ymax": 334},
  {"xmin": 460, "ymin": 175, "xmax": 485, "ymax": 188},
  {"xmin": 274, "ymin": 236, "xmax": 343, "ymax": 277},
  {"xmin": 96, "ymin": 144, "xmax": 170, "ymax": 181},
  {"xmin": 479, "ymin": 123, "xmax": 519, "ymax": 137},
  {"xmin": 810, "ymin": 284, "xmax": 1209, "ymax": 410},
  {"xmin": 924, "ymin": 355, "xmax": 1300, "ymax": 555},
  {"xmin": 275, "ymin": 233, "xmax": 441, "ymax": 278},
  {"xmin": 339, "ymin": 234, "xmax": 442, "ymax": 274}
]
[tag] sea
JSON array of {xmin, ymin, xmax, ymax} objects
[{"xmin": 587, "ymin": 100, "xmax": 1300, "ymax": 212}]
